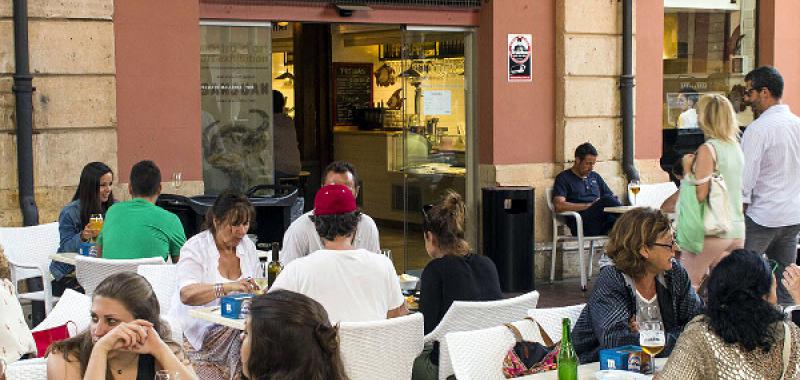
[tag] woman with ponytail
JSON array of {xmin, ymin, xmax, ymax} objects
[
  {"xmin": 240, "ymin": 290, "xmax": 348, "ymax": 380},
  {"xmin": 412, "ymin": 190, "xmax": 503, "ymax": 380},
  {"xmin": 656, "ymin": 249, "xmax": 800, "ymax": 379}
]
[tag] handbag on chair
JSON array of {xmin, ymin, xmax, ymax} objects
[
  {"xmin": 501, "ymin": 318, "xmax": 559, "ymax": 378},
  {"xmin": 31, "ymin": 321, "xmax": 77, "ymax": 357}
]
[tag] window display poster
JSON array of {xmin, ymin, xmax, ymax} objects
[
  {"xmin": 200, "ymin": 25, "xmax": 274, "ymax": 195},
  {"xmin": 423, "ymin": 90, "xmax": 452, "ymax": 115},
  {"xmin": 508, "ymin": 34, "xmax": 532, "ymax": 82}
]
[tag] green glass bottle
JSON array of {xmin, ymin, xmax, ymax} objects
[{"xmin": 557, "ymin": 317, "xmax": 579, "ymax": 380}]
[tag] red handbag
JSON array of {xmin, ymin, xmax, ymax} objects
[{"xmin": 31, "ymin": 321, "xmax": 77, "ymax": 357}]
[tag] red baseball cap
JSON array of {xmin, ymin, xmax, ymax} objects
[{"xmin": 314, "ymin": 184, "xmax": 357, "ymax": 215}]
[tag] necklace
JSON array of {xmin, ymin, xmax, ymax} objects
[{"xmin": 109, "ymin": 354, "xmax": 138, "ymax": 375}]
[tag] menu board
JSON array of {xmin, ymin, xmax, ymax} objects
[{"xmin": 332, "ymin": 62, "xmax": 373, "ymax": 125}]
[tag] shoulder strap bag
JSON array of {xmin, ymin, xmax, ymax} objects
[
  {"xmin": 501, "ymin": 318, "xmax": 559, "ymax": 378},
  {"xmin": 693, "ymin": 142, "xmax": 732, "ymax": 236}
]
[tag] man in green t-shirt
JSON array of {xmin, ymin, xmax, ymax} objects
[{"xmin": 98, "ymin": 160, "xmax": 185, "ymax": 262}]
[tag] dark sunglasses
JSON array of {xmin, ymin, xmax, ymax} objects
[{"xmin": 422, "ymin": 203, "xmax": 434, "ymax": 221}]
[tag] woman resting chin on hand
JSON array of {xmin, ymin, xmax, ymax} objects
[{"xmin": 46, "ymin": 272, "xmax": 195, "ymax": 380}]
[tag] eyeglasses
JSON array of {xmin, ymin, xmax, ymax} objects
[{"xmin": 651, "ymin": 240, "xmax": 678, "ymax": 250}]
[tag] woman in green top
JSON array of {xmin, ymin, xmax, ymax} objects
[{"xmin": 677, "ymin": 94, "xmax": 745, "ymax": 291}]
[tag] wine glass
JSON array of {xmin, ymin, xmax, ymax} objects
[
  {"xmin": 172, "ymin": 171, "xmax": 183, "ymax": 190},
  {"xmin": 629, "ymin": 179, "xmax": 641, "ymax": 206},
  {"xmin": 638, "ymin": 320, "xmax": 665, "ymax": 374}
]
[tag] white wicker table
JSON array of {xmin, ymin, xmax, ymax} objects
[
  {"xmin": 521, "ymin": 358, "xmax": 666, "ymax": 379},
  {"xmin": 188, "ymin": 306, "xmax": 246, "ymax": 330},
  {"xmin": 49, "ymin": 252, "xmax": 78, "ymax": 266}
]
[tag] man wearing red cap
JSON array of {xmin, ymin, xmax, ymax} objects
[
  {"xmin": 281, "ymin": 161, "xmax": 381, "ymax": 264},
  {"xmin": 269, "ymin": 184, "xmax": 407, "ymax": 323}
]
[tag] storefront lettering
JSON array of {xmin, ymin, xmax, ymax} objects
[{"xmin": 201, "ymin": 82, "xmax": 271, "ymax": 96}]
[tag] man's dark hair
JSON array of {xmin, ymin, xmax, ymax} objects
[
  {"xmin": 273, "ymin": 90, "xmax": 286, "ymax": 114},
  {"xmin": 574, "ymin": 142, "xmax": 598, "ymax": 160},
  {"xmin": 322, "ymin": 161, "xmax": 359, "ymax": 185},
  {"xmin": 679, "ymin": 86, "xmax": 699, "ymax": 105},
  {"xmin": 745, "ymin": 66, "xmax": 784, "ymax": 99},
  {"xmin": 129, "ymin": 160, "xmax": 161, "ymax": 197},
  {"xmin": 311, "ymin": 212, "xmax": 361, "ymax": 241}
]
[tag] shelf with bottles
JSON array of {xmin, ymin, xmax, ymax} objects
[{"xmin": 379, "ymin": 40, "xmax": 464, "ymax": 61}]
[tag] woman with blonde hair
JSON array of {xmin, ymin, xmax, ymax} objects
[
  {"xmin": 677, "ymin": 93, "xmax": 745, "ymax": 291},
  {"xmin": 571, "ymin": 208, "xmax": 703, "ymax": 363}
]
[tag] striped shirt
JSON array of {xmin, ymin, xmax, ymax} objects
[{"xmin": 741, "ymin": 104, "xmax": 800, "ymax": 228}]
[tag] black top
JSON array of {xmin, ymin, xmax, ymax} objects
[
  {"xmin": 552, "ymin": 169, "xmax": 615, "ymax": 204},
  {"xmin": 419, "ymin": 253, "xmax": 503, "ymax": 363},
  {"xmin": 136, "ymin": 354, "xmax": 156, "ymax": 380}
]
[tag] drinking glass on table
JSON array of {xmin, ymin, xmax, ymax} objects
[
  {"xmin": 172, "ymin": 171, "xmax": 183, "ymax": 190},
  {"xmin": 638, "ymin": 320, "xmax": 665, "ymax": 374},
  {"xmin": 628, "ymin": 180, "xmax": 641, "ymax": 206}
]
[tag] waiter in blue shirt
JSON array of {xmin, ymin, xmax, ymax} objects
[{"xmin": 552, "ymin": 142, "xmax": 621, "ymax": 236}]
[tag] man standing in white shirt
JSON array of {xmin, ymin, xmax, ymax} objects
[
  {"xmin": 281, "ymin": 161, "xmax": 381, "ymax": 264},
  {"xmin": 741, "ymin": 66, "xmax": 800, "ymax": 305},
  {"xmin": 270, "ymin": 184, "xmax": 407, "ymax": 323}
]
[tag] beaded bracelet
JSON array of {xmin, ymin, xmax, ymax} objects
[{"xmin": 214, "ymin": 283, "xmax": 224, "ymax": 298}]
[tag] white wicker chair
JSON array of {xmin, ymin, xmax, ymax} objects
[
  {"xmin": 136, "ymin": 264, "xmax": 183, "ymax": 342},
  {"xmin": 32, "ymin": 289, "xmax": 92, "ymax": 335},
  {"xmin": 0, "ymin": 222, "xmax": 60, "ymax": 314},
  {"xmin": 446, "ymin": 319, "xmax": 543, "ymax": 380},
  {"xmin": 75, "ymin": 256, "xmax": 164, "ymax": 297},
  {"xmin": 527, "ymin": 304, "xmax": 586, "ymax": 343},
  {"xmin": 546, "ymin": 187, "xmax": 607, "ymax": 291},
  {"xmin": 627, "ymin": 182, "xmax": 678, "ymax": 209},
  {"xmin": 424, "ymin": 291, "xmax": 540, "ymax": 380},
  {"xmin": 338, "ymin": 313, "xmax": 424, "ymax": 380},
  {"xmin": 6, "ymin": 358, "xmax": 47, "ymax": 380}
]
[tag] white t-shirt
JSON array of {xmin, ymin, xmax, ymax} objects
[
  {"xmin": 270, "ymin": 248, "xmax": 404, "ymax": 324},
  {"xmin": 281, "ymin": 211, "xmax": 381, "ymax": 264},
  {"xmin": 168, "ymin": 230, "xmax": 261, "ymax": 350}
]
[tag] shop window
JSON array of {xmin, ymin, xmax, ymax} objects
[{"xmin": 663, "ymin": 0, "xmax": 757, "ymax": 129}]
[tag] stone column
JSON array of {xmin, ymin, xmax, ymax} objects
[{"xmin": 0, "ymin": 0, "xmax": 117, "ymax": 225}]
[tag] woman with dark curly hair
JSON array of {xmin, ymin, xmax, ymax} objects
[
  {"xmin": 571, "ymin": 207, "xmax": 704, "ymax": 363},
  {"xmin": 240, "ymin": 290, "xmax": 349, "ymax": 380},
  {"xmin": 656, "ymin": 250, "xmax": 800, "ymax": 379},
  {"xmin": 270, "ymin": 184, "xmax": 407, "ymax": 323}
]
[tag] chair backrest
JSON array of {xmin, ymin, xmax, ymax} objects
[
  {"xmin": 6, "ymin": 358, "xmax": 48, "ymax": 380},
  {"xmin": 446, "ymin": 319, "xmax": 543, "ymax": 380},
  {"xmin": 32, "ymin": 289, "xmax": 92, "ymax": 334},
  {"xmin": 75, "ymin": 256, "xmax": 164, "ymax": 297},
  {"xmin": 528, "ymin": 304, "xmax": 586, "ymax": 343},
  {"xmin": 545, "ymin": 187, "xmax": 568, "ymax": 227},
  {"xmin": 0, "ymin": 222, "xmax": 59, "ymax": 281},
  {"xmin": 627, "ymin": 182, "xmax": 677, "ymax": 209},
  {"xmin": 338, "ymin": 313, "xmax": 424, "ymax": 380},
  {"xmin": 425, "ymin": 291, "xmax": 540, "ymax": 379},
  {"xmin": 137, "ymin": 264, "xmax": 178, "ymax": 315}
]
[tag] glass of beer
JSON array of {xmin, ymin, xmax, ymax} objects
[
  {"xmin": 89, "ymin": 214, "xmax": 104, "ymax": 240},
  {"xmin": 638, "ymin": 320, "xmax": 665, "ymax": 374},
  {"xmin": 629, "ymin": 179, "xmax": 641, "ymax": 206}
]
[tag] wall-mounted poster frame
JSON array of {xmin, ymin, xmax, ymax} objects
[{"xmin": 332, "ymin": 62, "xmax": 374, "ymax": 126}]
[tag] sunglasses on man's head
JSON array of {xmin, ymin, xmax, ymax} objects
[{"xmin": 422, "ymin": 204, "xmax": 434, "ymax": 221}]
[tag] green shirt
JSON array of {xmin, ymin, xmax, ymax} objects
[{"xmin": 98, "ymin": 198, "xmax": 185, "ymax": 261}]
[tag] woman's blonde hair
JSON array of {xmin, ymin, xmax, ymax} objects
[
  {"xmin": 605, "ymin": 208, "xmax": 673, "ymax": 278},
  {"xmin": 696, "ymin": 93, "xmax": 740, "ymax": 143},
  {"xmin": 0, "ymin": 245, "xmax": 10, "ymax": 280}
]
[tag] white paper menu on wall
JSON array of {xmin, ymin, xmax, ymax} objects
[{"xmin": 423, "ymin": 90, "xmax": 452, "ymax": 115}]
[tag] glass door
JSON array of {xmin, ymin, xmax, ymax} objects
[{"xmin": 399, "ymin": 26, "xmax": 475, "ymax": 274}]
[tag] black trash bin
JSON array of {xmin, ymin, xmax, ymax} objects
[{"xmin": 482, "ymin": 186, "xmax": 534, "ymax": 292}]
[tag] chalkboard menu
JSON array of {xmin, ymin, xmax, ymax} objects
[{"xmin": 332, "ymin": 62, "xmax": 373, "ymax": 125}]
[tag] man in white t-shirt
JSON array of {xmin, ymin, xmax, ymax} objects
[
  {"xmin": 281, "ymin": 161, "xmax": 380, "ymax": 264},
  {"xmin": 270, "ymin": 184, "xmax": 407, "ymax": 323}
]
